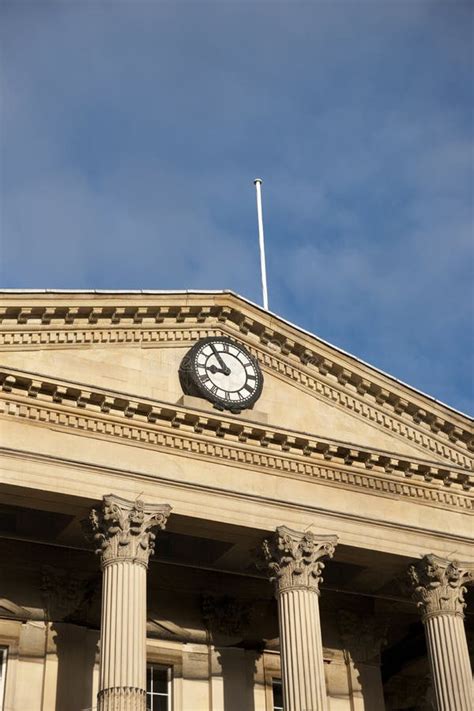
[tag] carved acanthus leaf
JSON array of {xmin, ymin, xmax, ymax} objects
[
  {"xmin": 261, "ymin": 526, "xmax": 337, "ymax": 595},
  {"xmin": 407, "ymin": 554, "xmax": 474, "ymax": 619},
  {"xmin": 86, "ymin": 494, "xmax": 171, "ymax": 568}
]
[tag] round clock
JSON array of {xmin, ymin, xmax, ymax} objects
[{"xmin": 179, "ymin": 336, "xmax": 263, "ymax": 412}]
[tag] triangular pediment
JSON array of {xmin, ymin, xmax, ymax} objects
[{"xmin": 0, "ymin": 290, "xmax": 471, "ymax": 473}]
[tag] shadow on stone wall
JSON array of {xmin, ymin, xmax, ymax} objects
[
  {"xmin": 216, "ymin": 647, "xmax": 256, "ymax": 711},
  {"xmin": 52, "ymin": 623, "xmax": 98, "ymax": 711}
]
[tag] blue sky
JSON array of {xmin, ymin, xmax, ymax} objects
[{"xmin": 1, "ymin": 1, "xmax": 473, "ymax": 414}]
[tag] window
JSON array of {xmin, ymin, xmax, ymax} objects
[
  {"xmin": 0, "ymin": 647, "xmax": 7, "ymax": 711},
  {"xmin": 272, "ymin": 678, "xmax": 283, "ymax": 711},
  {"xmin": 146, "ymin": 664, "xmax": 171, "ymax": 711}
]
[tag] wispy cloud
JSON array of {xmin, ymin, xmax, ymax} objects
[{"xmin": 1, "ymin": 1, "xmax": 472, "ymax": 413}]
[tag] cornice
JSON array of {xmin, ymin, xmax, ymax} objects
[
  {"xmin": 0, "ymin": 293, "xmax": 469, "ymax": 417},
  {"xmin": 0, "ymin": 308, "xmax": 471, "ymax": 470},
  {"xmin": 2, "ymin": 446, "xmax": 473, "ymax": 549},
  {"xmin": 0, "ymin": 367, "xmax": 472, "ymax": 513}
]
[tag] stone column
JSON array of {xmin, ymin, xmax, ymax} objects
[
  {"xmin": 408, "ymin": 555, "xmax": 473, "ymax": 711},
  {"xmin": 88, "ymin": 494, "xmax": 171, "ymax": 711},
  {"xmin": 262, "ymin": 526, "xmax": 338, "ymax": 711}
]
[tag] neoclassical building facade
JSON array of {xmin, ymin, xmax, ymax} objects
[{"xmin": 0, "ymin": 290, "xmax": 472, "ymax": 711}]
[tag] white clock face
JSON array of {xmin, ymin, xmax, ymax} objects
[{"xmin": 186, "ymin": 338, "xmax": 263, "ymax": 409}]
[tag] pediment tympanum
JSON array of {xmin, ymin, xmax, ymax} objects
[
  {"xmin": 0, "ymin": 291, "xmax": 471, "ymax": 472},
  {"xmin": 0, "ymin": 345, "xmax": 461, "ymax": 465}
]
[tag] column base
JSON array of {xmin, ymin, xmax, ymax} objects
[{"xmin": 98, "ymin": 686, "xmax": 147, "ymax": 711}]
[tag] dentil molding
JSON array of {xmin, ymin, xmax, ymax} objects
[
  {"xmin": 0, "ymin": 371, "xmax": 472, "ymax": 512},
  {"xmin": 0, "ymin": 302, "xmax": 471, "ymax": 466}
]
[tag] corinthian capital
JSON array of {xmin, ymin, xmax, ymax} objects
[
  {"xmin": 407, "ymin": 554, "xmax": 474, "ymax": 620},
  {"xmin": 87, "ymin": 494, "xmax": 171, "ymax": 568},
  {"xmin": 262, "ymin": 526, "xmax": 338, "ymax": 595}
]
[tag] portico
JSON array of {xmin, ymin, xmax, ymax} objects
[{"xmin": 0, "ymin": 290, "xmax": 472, "ymax": 711}]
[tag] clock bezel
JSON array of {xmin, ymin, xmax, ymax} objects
[{"xmin": 179, "ymin": 336, "xmax": 264, "ymax": 412}]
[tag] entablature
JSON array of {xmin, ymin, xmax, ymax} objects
[
  {"xmin": 0, "ymin": 366, "xmax": 472, "ymax": 514},
  {"xmin": 0, "ymin": 292, "xmax": 472, "ymax": 468}
]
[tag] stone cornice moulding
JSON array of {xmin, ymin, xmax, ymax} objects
[
  {"xmin": 0, "ymin": 364, "xmax": 471, "ymax": 482},
  {"xmin": 0, "ymin": 365, "xmax": 471, "ymax": 485},
  {"xmin": 2, "ymin": 446, "xmax": 473, "ymax": 553},
  {"xmin": 0, "ymin": 371, "xmax": 472, "ymax": 512},
  {"xmin": 0, "ymin": 299, "xmax": 471, "ymax": 465},
  {"xmin": 0, "ymin": 343, "xmax": 471, "ymax": 477}
]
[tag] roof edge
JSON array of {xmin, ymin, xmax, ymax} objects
[{"xmin": 0, "ymin": 288, "xmax": 471, "ymax": 421}]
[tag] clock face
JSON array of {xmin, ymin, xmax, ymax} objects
[{"xmin": 179, "ymin": 337, "xmax": 263, "ymax": 411}]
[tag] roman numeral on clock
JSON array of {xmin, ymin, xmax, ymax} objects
[{"xmin": 181, "ymin": 337, "xmax": 263, "ymax": 411}]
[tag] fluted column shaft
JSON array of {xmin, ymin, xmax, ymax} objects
[
  {"xmin": 99, "ymin": 560, "xmax": 147, "ymax": 709},
  {"xmin": 87, "ymin": 494, "xmax": 171, "ymax": 711},
  {"xmin": 408, "ymin": 555, "xmax": 473, "ymax": 711},
  {"xmin": 278, "ymin": 587, "xmax": 327, "ymax": 711},
  {"xmin": 262, "ymin": 526, "xmax": 338, "ymax": 711},
  {"xmin": 424, "ymin": 614, "xmax": 472, "ymax": 711}
]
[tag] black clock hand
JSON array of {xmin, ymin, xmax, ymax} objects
[
  {"xmin": 208, "ymin": 365, "xmax": 229, "ymax": 375},
  {"xmin": 210, "ymin": 344, "xmax": 230, "ymax": 375}
]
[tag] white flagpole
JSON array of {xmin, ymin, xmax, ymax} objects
[{"xmin": 254, "ymin": 178, "xmax": 269, "ymax": 311}]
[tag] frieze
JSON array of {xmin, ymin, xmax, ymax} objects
[
  {"xmin": 0, "ymin": 304, "xmax": 471, "ymax": 464},
  {"xmin": 0, "ymin": 387, "xmax": 472, "ymax": 513}
]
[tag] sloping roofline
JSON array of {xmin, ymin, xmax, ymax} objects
[{"xmin": 1, "ymin": 288, "xmax": 471, "ymax": 420}]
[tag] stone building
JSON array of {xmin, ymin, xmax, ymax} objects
[{"xmin": 0, "ymin": 289, "xmax": 472, "ymax": 711}]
